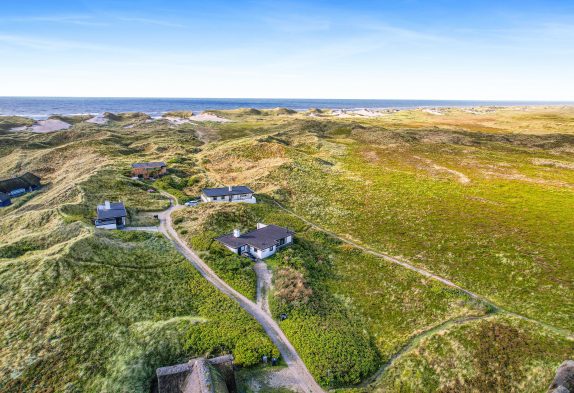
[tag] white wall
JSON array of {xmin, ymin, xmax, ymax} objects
[
  {"xmin": 201, "ymin": 194, "xmax": 256, "ymax": 204},
  {"xmin": 96, "ymin": 223, "xmax": 117, "ymax": 230},
  {"xmin": 255, "ymin": 245, "xmax": 276, "ymax": 259}
]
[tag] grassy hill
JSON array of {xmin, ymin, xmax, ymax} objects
[
  {"xmin": 1, "ymin": 106, "xmax": 573, "ymax": 391},
  {"xmin": 0, "ymin": 120, "xmax": 276, "ymax": 392}
]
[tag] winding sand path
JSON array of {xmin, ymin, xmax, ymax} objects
[{"xmin": 151, "ymin": 193, "xmax": 324, "ymax": 393}]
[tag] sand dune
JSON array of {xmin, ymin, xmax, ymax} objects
[
  {"xmin": 11, "ymin": 119, "xmax": 72, "ymax": 133},
  {"xmin": 86, "ymin": 114, "xmax": 109, "ymax": 124},
  {"xmin": 164, "ymin": 112, "xmax": 231, "ymax": 124}
]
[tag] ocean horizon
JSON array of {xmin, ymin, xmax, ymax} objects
[{"xmin": 1, "ymin": 97, "xmax": 572, "ymax": 119}]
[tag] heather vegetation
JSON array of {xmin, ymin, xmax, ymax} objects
[
  {"xmin": 0, "ymin": 118, "xmax": 273, "ymax": 392},
  {"xmin": 173, "ymin": 201, "xmax": 489, "ymax": 387},
  {"xmin": 0, "ymin": 116, "xmax": 35, "ymax": 132},
  {"xmin": 1, "ymin": 106, "xmax": 573, "ymax": 391},
  {"xmin": 374, "ymin": 315, "xmax": 573, "ymax": 393}
]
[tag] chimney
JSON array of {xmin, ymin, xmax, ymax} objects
[
  {"xmin": 228, "ymin": 185, "xmax": 233, "ymax": 192},
  {"xmin": 257, "ymin": 223, "xmax": 267, "ymax": 229},
  {"xmin": 233, "ymin": 229, "xmax": 241, "ymax": 238},
  {"xmin": 104, "ymin": 200, "xmax": 111, "ymax": 210}
]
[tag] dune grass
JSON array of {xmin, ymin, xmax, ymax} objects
[
  {"xmin": 193, "ymin": 108, "xmax": 574, "ymax": 389},
  {"xmin": 2, "ymin": 107, "xmax": 573, "ymax": 391},
  {"xmin": 172, "ymin": 201, "xmax": 489, "ymax": 388},
  {"xmin": 264, "ymin": 137, "xmax": 574, "ymax": 331},
  {"xmin": 374, "ymin": 315, "xmax": 573, "ymax": 393},
  {"xmin": 0, "ymin": 119, "xmax": 275, "ymax": 392},
  {"xmin": 0, "ymin": 229, "xmax": 277, "ymax": 392}
]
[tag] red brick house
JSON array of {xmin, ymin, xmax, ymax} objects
[{"xmin": 131, "ymin": 162, "xmax": 167, "ymax": 179}]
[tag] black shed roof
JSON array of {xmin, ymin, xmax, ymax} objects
[
  {"xmin": 202, "ymin": 186, "xmax": 254, "ymax": 197},
  {"xmin": 0, "ymin": 172, "xmax": 41, "ymax": 194},
  {"xmin": 216, "ymin": 224, "xmax": 293, "ymax": 250}
]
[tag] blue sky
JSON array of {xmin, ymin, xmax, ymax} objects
[{"xmin": 1, "ymin": 0, "xmax": 573, "ymax": 99}]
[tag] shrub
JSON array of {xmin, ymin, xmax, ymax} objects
[
  {"xmin": 203, "ymin": 247, "xmax": 257, "ymax": 299},
  {"xmin": 190, "ymin": 231, "xmax": 217, "ymax": 251},
  {"xmin": 233, "ymin": 333, "xmax": 280, "ymax": 366},
  {"xmin": 281, "ymin": 313, "xmax": 380, "ymax": 387},
  {"xmin": 274, "ymin": 268, "xmax": 313, "ymax": 307}
]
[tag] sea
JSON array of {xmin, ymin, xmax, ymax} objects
[{"xmin": 0, "ymin": 97, "xmax": 570, "ymax": 119}]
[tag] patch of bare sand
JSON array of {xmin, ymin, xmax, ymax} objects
[
  {"xmin": 246, "ymin": 367, "xmax": 303, "ymax": 393},
  {"xmin": 330, "ymin": 109, "xmax": 387, "ymax": 118},
  {"xmin": 532, "ymin": 158, "xmax": 574, "ymax": 170},
  {"xmin": 483, "ymin": 170, "xmax": 573, "ymax": 188},
  {"xmin": 86, "ymin": 114, "xmax": 109, "ymax": 125},
  {"xmin": 193, "ymin": 112, "xmax": 232, "ymax": 122},
  {"xmin": 422, "ymin": 108, "xmax": 445, "ymax": 116},
  {"xmin": 13, "ymin": 119, "xmax": 72, "ymax": 133},
  {"xmin": 165, "ymin": 113, "xmax": 232, "ymax": 124}
]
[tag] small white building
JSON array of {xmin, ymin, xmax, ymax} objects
[
  {"xmin": 201, "ymin": 186, "xmax": 256, "ymax": 204},
  {"xmin": 216, "ymin": 223, "xmax": 293, "ymax": 259},
  {"xmin": 95, "ymin": 201, "xmax": 127, "ymax": 230}
]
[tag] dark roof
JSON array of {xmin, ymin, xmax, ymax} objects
[
  {"xmin": 96, "ymin": 202, "xmax": 127, "ymax": 220},
  {"xmin": 216, "ymin": 224, "xmax": 293, "ymax": 250},
  {"xmin": 0, "ymin": 192, "xmax": 10, "ymax": 202},
  {"xmin": 20, "ymin": 172, "xmax": 41, "ymax": 186},
  {"xmin": 0, "ymin": 172, "xmax": 41, "ymax": 193},
  {"xmin": 132, "ymin": 161, "xmax": 167, "ymax": 169},
  {"xmin": 202, "ymin": 186, "xmax": 254, "ymax": 197}
]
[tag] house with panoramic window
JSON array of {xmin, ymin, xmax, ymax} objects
[
  {"xmin": 216, "ymin": 223, "xmax": 293, "ymax": 259},
  {"xmin": 131, "ymin": 161, "xmax": 167, "ymax": 179},
  {"xmin": 201, "ymin": 186, "xmax": 256, "ymax": 204},
  {"xmin": 95, "ymin": 201, "xmax": 127, "ymax": 230}
]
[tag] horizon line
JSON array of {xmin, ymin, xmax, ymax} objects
[{"xmin": 1, "ymin": 96, "xmax": 573, "ymax": 103}]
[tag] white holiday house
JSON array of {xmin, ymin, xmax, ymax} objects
[
  {"xmin": 95, "ymin": 201, "xmax": 127, "ymax": 230},
  {"xmin": 200, "ymin": 186, "xmax": 256, "ymax": 204},
  {"xmin": 216, "ymin": 223, "xmax": 293, "ymax": 259}
]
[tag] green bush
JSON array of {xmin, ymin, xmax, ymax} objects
[
  {"xmin": 281, "ymin": 313, "xmax": 380, "ymax": 387},
  {"xmin": 233, "ymin": 333, "xmax": 280, "ymax": 366},
  {"xmin": 190, "ymin": 231, "xmax": 217, "ymax": 251},
  {"xmin": 203, "ymin": 245, "xmax": 257, "ymax": 299}
]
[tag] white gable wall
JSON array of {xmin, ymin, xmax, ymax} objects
[
  {"xmin": 201, "ymin": 193, "xmax": 256, "ymax": 204},
  {"xmin": 95, "ymin": 222, "xmax": 117, "ymax": 230}
]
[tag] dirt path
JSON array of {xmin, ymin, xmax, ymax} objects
[
  {"xmin": 152, "ymin": 193, "xmax": 324, "ymax": 393},
  {"xmin": 254, "ymin": 261, "xmax": 272, "ymax": 315},
  {"xmin": 361, "ymin": 314, "xmax": 495, "ymax": 387},
  {"xmin": 271, "ymin": 199, "xmax": 574, "ymax": 339},
  {"xmin": 413, "ymin": 155, "xmax": 471, "ymax": 184}
]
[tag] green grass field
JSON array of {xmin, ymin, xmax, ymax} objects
[
  {"xmin": 0, "ymin": 120, "xmax": 275, "ymax": 392},
  {"xmin": 1, "ymin": 106, "xmax": 573, "ymax": 391},
  {"xmin": 173, "ymin": 201, "xmax": 490, "ymax": 387}
]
